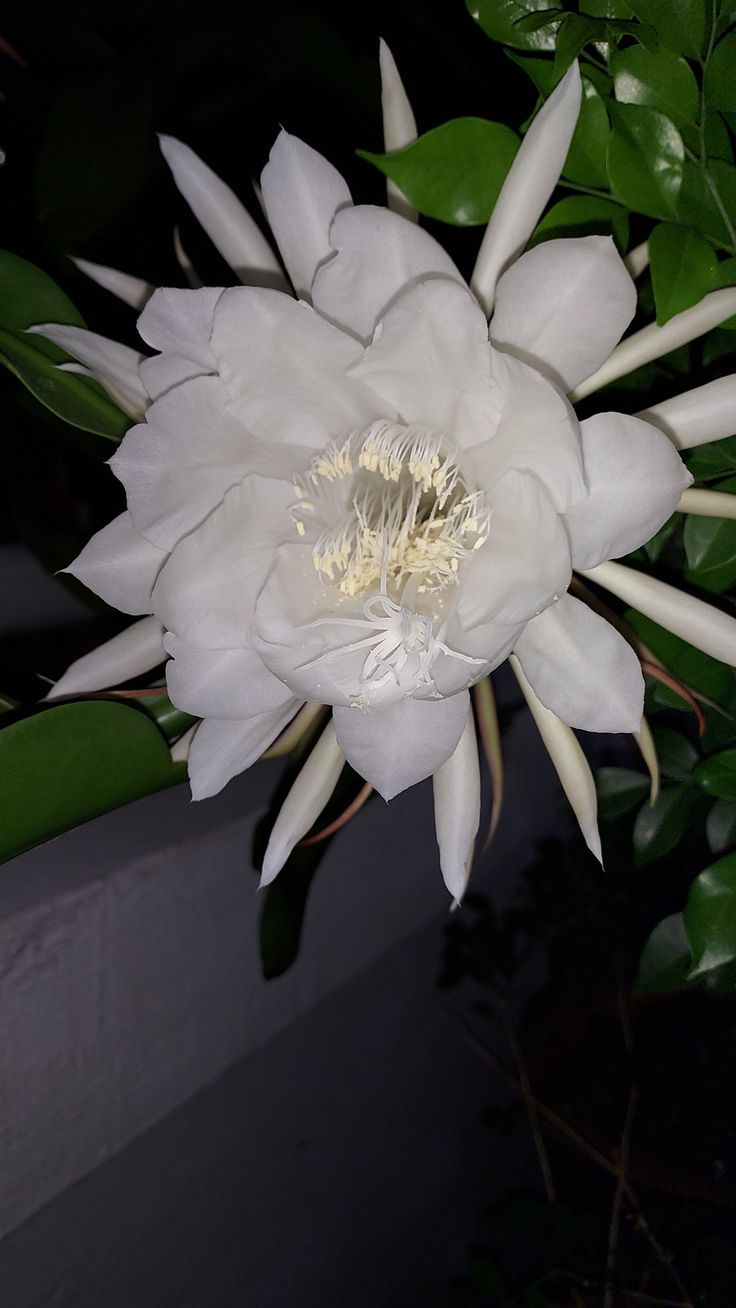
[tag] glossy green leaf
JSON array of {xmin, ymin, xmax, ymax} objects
[
  {"xmin": 611, "ymin": 45, "xmax": 699, "ymax": 130},
  {"xmin": 580, "ymin": 0, "xmax": 633, "ymax": 17},
  {"xmin": 0, "ymin": 326, "xmax": 129, "ymax": 442},
  {"xmin": 684, "ymin": 850, "xmax": 736, "ymax": 977},
  {"xmin": 0, "ymin": 701, "xmax": 185, "ymax": 864},
  {"xmin": 634, "ymin": 912, "xmax": 691, "ymax": 994},
  {"xmin": 652, "ymin": 726, "xmax": 700, "ymax": 779},
  {"xmin": 466, "ymin": 0, "xmax": 560, "ymax": 50},
  {"xmin": 358, "ymin": 118, "xmax": 520, "ymax": 226},
  {"xmin": 643, "ymin": 513, "xmax": 679, "ymax": 562},
  {"xmin": 626, "ymin": 0, "xmax": 707, "ymax": 60},
  {"xmin": 706, "ymin": 30, "xmax": 736, "ymax": 112},
  {"xmin": 563, "ymin": 78, "xmax": 611, "ymax": 188},
  {"xmin": 677, "ymin": 159, "xmax": 736, "ymax": 250},
  {"xmin": 684, "ymin": 502, "xmax": 736, "ymax": 593},
  {"xmin": 649, "ymin": 222, "xmax": 717, "ymax": 323},
  {"xmin": 687, "ymin": 434, "xmax": 736, "ymax": 481},
  {"xmin": 626, "ymin": 609, "xmax": 736, "ymax": 704},
  {"xmin": 607, "ymin": 103, "xmax": 684, "ymax": 219},
  {"xmin": 531, "ymin": 194, "xmax": 629, "ymax": 250},
  {"xmin": 552, "ymin": 14, "xmax": 602, "ymax": 76},
  {"xmin": 633, "ymin": 783, "xmax": 699, "ymax": 864},
  {"xmin": 596, "ymin": 766, "xmax": 650, "ymax": 818},
  {"xmin": 0, "ymin": 250, "xmax": 85, "ymax": 347},
  {"xmin": 505, "ymin": 50, "xmax": 557, "ymax": 96},
  {"xmin": 706, "ymin": 798, "xmax": 736, "ymax": 853},
  {"xmin": 694, "ymin": 749, "xmax": 736, "ymax": 799}
]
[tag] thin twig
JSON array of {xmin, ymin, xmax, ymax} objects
[{"xmin": 499, "ymin": 998, "xmax": 556, "ymax": 1203}]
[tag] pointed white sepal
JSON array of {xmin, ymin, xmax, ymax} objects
[
  {"xmin": 571, "ymin": 289, "xmax": 736, "ymax": 401},
  {"xmin": 623, "ymin": 240, "xmax": 649, "ymax": 279},
  {"xmin": 634, "ymin": 716, "xmax": 660, "ymax": 805},
  {"xmin": 172, "ymin": 226, "xmax": 203, "ymax": 288},
  {"xmin": 45, "ymin": 616, "xmax": 165, "ymax": 699},
  {"xmin": 510, "ymin": 654, "xmax": 602, "ymax": 864},
  {"xmin": 72, "ymin": 257, "xmax": 154, "ymax": 310},
  {"xmin": 583, "ymin": 560, "xmax": 736, "ymax": 669},
  {"xmin": 27, "ymin": 322, "xmax": 148, "ymax": 418},
  {"xmin": 432, "ymin": 706, "xmax": 481, "ymax": 901},
  {"xmin": 470, "ymin": 62, "xmax": 582, "ymax": 316},
  {"xmin": 677, "ymin": 488, "xmax": 736, "ymax": 519},
  {"xmin": 260, "ymin": 720, "xmax": 346, "ymax": 887},
  {"xmin": 159, "ymin": 134, "xmax": 288, "ymax": 291},
  {"xmin": 171, "ymin": 723, "xmax": 198, "ymax": 764},
  {"xmin": 637, "ymin": 375, "xmax": 736, "ymax": 450},
  {"xmin": 379, "ymin": 38, "xmax": 418, "ymax": 223}
]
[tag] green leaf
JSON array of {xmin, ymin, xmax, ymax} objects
[
  {"xmin": 684, "ymin": 499, "xmax": 736, "ymax": 593},
  {"xmin": 633, "ymin": 783, "xmax": 699, "ymax": 864},
  {"xmin": 687, "ymin": 434, "xmax": 736, "ymax": 480},
  {"xmin": 0, "ymin": 701, "xmax": 185, "ymax": 864},
  {"xmin": 596, "ymin": 766, "xmax": 650, "ymax": 818},
  {"xmin": 466, "ymin": 0, "xmax": 561, "ymax": 50},
  {"xmin": 505, "ymin": 50, "xmax": 557, "ymax": 97},
  {"xmin": 612, "ymin": 44, "xmax": 699, "ymax": 130},
  {"xmin": 0, "ymin": 250, "xmax": 85, "ymax": 343},
  {"xmin": 137, "ymin": 692, "xmax": 197, "ymax": 743},
  {"xmin": 607, "ymin": 103, "xmax": 684, "ymax": 219},
  {"xmin": 0, "ymin": 326, "xmax": 129, "ymax": 442},
  {"xmin": 706, "ymin": 30, "xmax": 736, "ymax": 112},
  {"xmin": 358, "ymin": 118, "xmax": 520, "ymax": 226},
  {"xmin": 634, "ymin": 912, "xmax": 691, "ymax": 994},
  {"xmin": 694, "ymin": 749, "xmax": 736, "ymax": 799},
  {"xmin": 552, "ymin": 15, "xmax": 603, "ymax": 77},
  {"xmin": 563, "ymin": 78, "xmax": 611, "ymax": 188},
  {"xmin": 626, "ymin": 608, "xmax": 736, "ymax": 704},
  {"xmin": 625, "ymin": 0, "xmax": 707, "ymax": 60},
  {"xmin": 649, "ymin": 222, "xmax": 717, "ymax": 323},
  {"xmin": 652, "ymin": 725, "xmax": 700, "ymax": 779},
  {"xmin": 580, "ymin": 0, "xmax": 633, "ymax": 17},
  {"xmin": 677, "ymin": 159, "xmax": 736, "ymax": 249},
  {"xmin": 684, "ymin": 850, "xmax": 736, "ymax": 977},
  {"xmin": 531, "ymin": 194, "xmax": 629, "ymax": 250},
  {"xmin": 706, "ymin": 798, "xmax": 736, "ymax": 853}
]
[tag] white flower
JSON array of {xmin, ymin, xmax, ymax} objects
[{"xmin": 39, "ymin": 54, "xmax": 736, "ymax": 900}]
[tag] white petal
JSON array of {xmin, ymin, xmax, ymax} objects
[
  {"xmin": 187, "ymin": 701, "xmax": 302, "ymax": 801},
  {"xmin": 173, "ymin": 226, "xmax": 203, "ymax": 289},
  {"xmin": 152, "ymin": 475, "xmax": 295, "ymax": 649},
  {"xmin": 159, "ymin": 134, "xmax": 286, "ymax": 290},
  {"xmin": 311, "ymin": 205, "xmax": 463, "ymax": 341},
  {"xmin": 636, "ymin": 375, "xmax": 736, "ymax": 450},
  {"xmin": 678, "ymin": 488, "xmax": 736, "ymax": 519},
  {"xmin": 469, "ymin": 349, "xmax": 586, "ymax": 507},
  {"xmin": 28, "ymin": 324, "xmax": 147, "ymax": 418},
  {"xmin": 491, "ymin": 237, "xmax": 636, "ymax": 392},
  {"xmin": 457, "ymin": 470, "xmax": 572, "ymax": 627},
  {"xmin": 514, "ymin": 593, "xmax": 644, "ymax": 732},
  {"xmin": 46, "ymin": 616, "xmax": 165, "ymax": 699},
  {"xmin": 260, "ymin": 130, "xmax": 352, "ymax": 299},
  {"xmin": 510, "ymin": 653, "xmax": 602, "ymax": 863},
  {"xmin": 349, "ymin": 279, "xmax": 497, "ymax": 448},
  {"xmin": 332, "ymin": 691, "xmax": 470, "ymax": 801},
  {"xmin": 583, "ymin": 560, "xmax": 736, "ymax": 668},
  {"xmin": 379, "ymin": 38, "xmax": 418, "ymax": 223},
  {"xmin": 432, "ymin": 707, "xmax": 481, "ymax": 901},
  {"xmin": 64, "ymin": 511, "xmax": 167, "ymax": 614},
  {"xmin": 471, "ymin": 62, "xmax": 582, "ymax": 316},
  {"xmin": 571, "ymin": 289, "xmax": 736, "ymax": 401},
  {"xmin": 260, "ymin": 721, "xmax": 346, "ymax": 886},
  {"xmin": 72, "ymin": 257, "xmax": 154, "ymax": 310},
  {"xmin": 136, "ymin": 285, "xmax": 222, "ymax": 401},
  {"xmin": 164, "ymin": 632, "xmax": 294, "ymax": 719},
  {"xmin": 211, "ymin": 286, "xmax": 385, "ymax": 444},
  {"xmin": 563, "ymin": 412, "xmax": 692, "ymax": 569}
]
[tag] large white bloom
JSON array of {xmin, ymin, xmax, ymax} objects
[{"xmin": 40, "ymin": 55, "xmax": 736, "ymax": 899}]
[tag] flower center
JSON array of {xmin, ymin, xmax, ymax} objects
[{"xmin": 293, "ymin": 420, "xmax": 489, "ymax": 599}]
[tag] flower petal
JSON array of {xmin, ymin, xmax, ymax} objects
[
  {"xmin": 510, "ymin": 653, "xmax": 602, "ymax": 863},
  {"xmin": 456, "ymin": 470, "xmax": 572, "ymax": 627},
  {"xmin": 187, "ymin": 701, "xmax": 302, "ymax": 801},
  {"xmin": 46, "ymin": 616, "xmax": 165, "ymax": 699},
  {"xmin": 333, "ymin": 690, "xmax": 470, "ymax": 801},
  {"xmin": 348, "ymin": 279, "xmax": 497, "ymax": 448},
  {"xmin": 136, "ymin": 285, "xmax": 222, "ymax": 402},
  {"xmin": 571, "ymin": 288, "xmax": 736, "ymax": 401},
  {"xmin": 582, "ymin": 560, "xmax": 736, "ymax": 669},
  {"xmin": 64, "ymin": 511, "xmax": 167, "ymax": 614},
  {"xmin": 491, "ymin": 237, "xmax": 636, "ymax": 392},
  {"xmin": 211, "ymin": 286, "xmax": 386, "ymax": 444},
  {"xmin": 636, "ymin": 375, "xmax": 736, "ymax": 450},
  {"xmin": 152, "ymin": 475, "xmax": 295, "ymax": 648},
  {"xmin": 164, "ymin": 632, "xmax": 294, "ymax": 719},
  {"xmin": 514, "ymin": 593, "xmax": 644, "ymax": 732},
  {"xmin": 260, "ymin": 721, "xmax": 346, "ymax": 886},
  {"xmin": 71, "ymin": 257, "xmax": 154, "ymax": 310},
  {"xmin": 28, "ymin": 324, "xmax": 147, "ymax": 418},
  {"xmin": 432, "ymin": 706, "xmax": 481, "ymax": 901},
  {"xmin": 471, "ymin": 62, "xmax": 582, "ymax": 315},
  {"xmin": 311, "ymin": 205, "xmax": 463, "ymax": 342},
  {"xmin": 159, "ymin": 134, "xmax": 287, "ymax": 290},
  {"xmin": 379, "ymin": 38, "xmax": 418, "ymax": 222},
  {"xmin": 563, "ymin": 411, "xmax": 691, "ymax": 569},
  {"xmin": 260, "ymin": 130, "xmax": 352, "ymax": 299}
]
